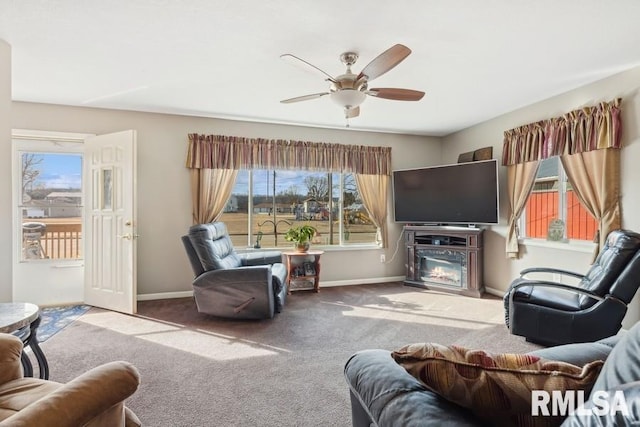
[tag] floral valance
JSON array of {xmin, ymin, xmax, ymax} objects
[
  {"xmin": 502, "ymin": 98, "xmax": 622, "ymax": 166},
  {"xmin": 186, "ymin": 134, "xmax": 392, "ymax": 175}
]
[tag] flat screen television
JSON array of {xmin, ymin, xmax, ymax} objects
[{"xmin": 392, "ymin": 159, "xmax": 499, "ymax": 225}]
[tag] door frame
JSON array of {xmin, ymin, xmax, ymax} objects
[{"xmin": 11, "ymin": 129, "xmax": 93, "ymax": 305}]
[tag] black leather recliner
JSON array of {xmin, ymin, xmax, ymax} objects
[
  {"xmin": 181, "ymin": 222, "xmax": 288, "ymax": 320},
  {"xmin": 504, "ymin": 229, "xmax": 640, "ymax": 346}
]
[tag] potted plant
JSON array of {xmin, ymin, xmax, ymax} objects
[{"xmin": 284, "ymin": 224, "xmax": 317, "ymax": 252}]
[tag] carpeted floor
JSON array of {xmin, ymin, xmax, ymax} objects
[{"xmin": 40, "ymin": 282, "xmax": 539, "ymax": 427}]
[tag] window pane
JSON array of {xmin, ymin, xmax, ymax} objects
[
  {"xmin": 253, "ymin": 170, "xmax": 335, "ymax": 248},
  {"xmin": 20, "ymin": 153, "xmax": 83, "ymax": 260},
  {"xmin": 523, "ymin": 157, "xmax": 595, "ymax": 241},
  {"xmin": 218, "ymin": 170, "xmax": 249, "ymax": 248},
  {"xmin": 221, "ymin": 169, "xmax": 380, "ymax": 249},
  {"xmin": 565, "ymin": 179, "xmax": 598, "ymax": 240},
  {"xmin": 343, "ymin": 173, "xmax": 378, "ymax": 244},
  {"xmin": 525, "ymin": 157, "xmax": 559, "ymax": 238}
]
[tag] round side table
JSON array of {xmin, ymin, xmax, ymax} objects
[{"xmin": 0, "ymin": 302, "xmax": 49, "ymax": 379}]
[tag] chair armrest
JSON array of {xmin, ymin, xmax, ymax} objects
[
  {"xmin": 510, "ymin": 280, "xmax": 604, "ymax": 302},
  {"xmin": 193, "ymin": 265, "xmax": 271, "ymax": 288},
  {"xmin": 240, "ymin": 251, "xmax": 282, "ymax": 266},
  {"xmin": 520, "ymin": 267, "xmax": 585, "ymax": 280},
  {"xmin": 508, "ymin": 281, "xmax": 618, "ymax": 333},
  {"xmin": 0, "ymin": 334, "xmax": 24, "ymax": 385},
  {"xmin": 0, "ymin": 361, "xmax": 140, "ymax": 427}
]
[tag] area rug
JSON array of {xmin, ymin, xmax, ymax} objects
[{"xmin": 37, "ymin": 304, "xmax": 91, "ymax": 342}]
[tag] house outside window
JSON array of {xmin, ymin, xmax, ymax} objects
[
  {"xmin": 520, "ymin": 157, "xmax": 597, "ymax": 241},
  {"xmin": 218, "ymin": 169, "xmax": 378, "ymax": 249}
]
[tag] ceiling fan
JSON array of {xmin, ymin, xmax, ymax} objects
[{"xmin": 280, "ymin": 44, "xmax": 425, "ymax": 121}]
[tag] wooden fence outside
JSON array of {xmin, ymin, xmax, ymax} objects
[
  {"xmin": 525, "ymin": 190, "xmax": 597, "ymax": 240},
  {"xmin": 23, "ymin": 223, "xmax": 82, "ymax": 259}
]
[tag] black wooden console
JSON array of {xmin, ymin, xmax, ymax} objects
[{"xmin": 404, "ymin": 225, "xmax": 484, "ymax": 297}]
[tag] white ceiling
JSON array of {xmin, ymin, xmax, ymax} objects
[{"xmin": 2, "ymin": 0, "xmax": 640, "ymax": 136}]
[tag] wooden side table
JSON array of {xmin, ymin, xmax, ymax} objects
[
  {"xmin": 0, "ymin": 302, "xmax": 49, "ymax": 379},
  {"xmin": 281, "ymin": 250, "xmax": 324, "ymax": 293}
]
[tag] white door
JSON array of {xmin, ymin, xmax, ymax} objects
[{"xmin": 84, "ymin": 130, "xmax": 137, "ymax": 314}]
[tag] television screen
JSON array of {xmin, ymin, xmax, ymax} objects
[{"xmin": 392, "ymin": 159, "xmax": 499, "ymax": 225}]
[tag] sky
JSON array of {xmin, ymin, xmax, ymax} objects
[
  {"xmin": 27, "ymin": 155, "xmax": 339, "ymax": 196},
  {"xmin": 29, "ymin": 153, "xmax": 82, "ymax": 190},
  {"xmin": 235, "ymin": 169, "xmax": 341, "ymax": 196}
]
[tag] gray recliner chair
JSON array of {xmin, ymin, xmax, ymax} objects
[
  {"xmin": 504, "ymin": 229, "xmax": 640, "ymax": 346},
  {"xmin": 181, "ymin": 222, "xmax": 288, "ymax": 320}
]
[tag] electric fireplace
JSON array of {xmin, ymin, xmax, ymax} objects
[{"xmin": 403, "ymin": 226, "xmax": 484, "ymax": 297}]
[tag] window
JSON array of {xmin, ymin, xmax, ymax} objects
[
  {"xmin": 218, "ymin": 169, "xmax": 378, "ymax": 248},
  {"xmin": 19, "ymin": 152, "xmax": 83, "ymax": 260},
  {"xmin": 520, "ymin": 157, "xmax": 597, "ymax": 241}
]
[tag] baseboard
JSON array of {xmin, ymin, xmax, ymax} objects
[
  {"xmin": 137, "ymin": 290, "xmax": 194, "ymax": 301},
  {"xmin": 484, "ymin": 286, "xmax": 505, "ymax": 297},
  {"xmin": 320, "ymin": 275, "xmax": 405, "ymax": 288},
  {"xmin": 136, "ymin": 276, "xmax": 406, "ymax": 301}
]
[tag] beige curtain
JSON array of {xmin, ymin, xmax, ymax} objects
[
  {"xmin": 561, "ymin": 148, "xmax": 621, "ymax": 258},
  {"xmin": 355, "ymin": 174, "xmax": 389, "ymax": 248},
  {"xmin": 506, "ymin": 160, "xmax": 540, "ymax": 259},
  {"xmin": 190, "ymin": 168, "xmax": 238, "ymax": 224},
  {"xmin": 502, "ymin": 98, "xmax": 622, "ymax": 258}
]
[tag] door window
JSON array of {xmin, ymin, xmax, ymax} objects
[{"xmin": 19, "ymin": 152, "xmax": 83, "ymax": 261}]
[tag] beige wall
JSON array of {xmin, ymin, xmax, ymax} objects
[
  {"xmin": 6, "ymin": 42, "xmax": 640, "ymax": 326},
  {"xmin": 0, "ymin": 41, "xmax": 11, "ymax": 302},
  {"xmin": 10, "ymin": 102, "xmax": 441, "ymax": 297},
  {"xmin": 442, "ymin": 65, "xmax": 640, "ymax": 327}
]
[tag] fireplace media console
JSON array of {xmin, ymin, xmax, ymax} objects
[{"xmin": 404, "ymin": 225, "xmax": 484, "ymax": 297}]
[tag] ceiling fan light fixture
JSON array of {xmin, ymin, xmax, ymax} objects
[
  {"xmin": 280, "ymin": 44, "xmax": 423, "ymax": 119},
  {"xmin": 330, "ymin": 89, "xmax": 366, "ymax": 109}
]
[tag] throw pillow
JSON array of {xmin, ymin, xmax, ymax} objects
[{"xmin": 392, "ymin": 343, "xmax": 604, "ymax": 427}]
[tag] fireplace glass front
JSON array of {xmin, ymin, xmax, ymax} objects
[{"xmin": 416, "ymin": 248, "xmax": 467, "ymax": 288}]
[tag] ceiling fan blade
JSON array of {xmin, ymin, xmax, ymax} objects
[
  {"xmin": 366, "ymin": 88, "xmax": 425, "ymax": 101},
  {"xmin": 345, "ymin": 106, "xmax": 360, "ymax": 119},
  {"xmin": 357, "ymin": 44, "xmax": 411, "ymax": 81},
  {"xmin": 280, "ymin": 54, "xmax": 337, "ymax": 83},
  {"xmin": 280, "ymin": 92, "xmax": 330, "ymax": 104}
]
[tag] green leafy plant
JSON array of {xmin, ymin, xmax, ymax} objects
[{"xmin": 284, "ymin": 224, "xmax": 317, "ymax": 245}]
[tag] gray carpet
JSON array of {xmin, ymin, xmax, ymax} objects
[{"xmin": 40, "ymin": 282, "xmax": 539, "ymax": 427}]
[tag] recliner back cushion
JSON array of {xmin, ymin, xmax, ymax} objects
[
  {"xmin": 578, "ymin": 230, "xmax": 640, "ymax": 307},
  {"xmin": 188, "ymin": 223, "xmax": 242, "ymax": 271},
  {"xmin": 609, "ymin": 251, "xmax": 640, "ymax": 304}
]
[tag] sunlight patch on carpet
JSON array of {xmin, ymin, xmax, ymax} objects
[
  {"xmin": 78, "ymin": 311, "xmax": 286, "ymax": 360},
  {"xmin": 38, "ymin": 304, "xmax": 91, "ymax": 342},
  {"xmin": 323, "ymin": 291, "xmax": 505, "ymax": 330}
]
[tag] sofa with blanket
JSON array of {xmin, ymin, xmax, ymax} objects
[{"xmin": 344, "ymin": 321, "xmax": 640, "ymax": 426}]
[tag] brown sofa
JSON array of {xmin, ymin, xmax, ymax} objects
[{"xmin": 0, "ymin": 333, "xmax": 141, "ymax": 426}]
